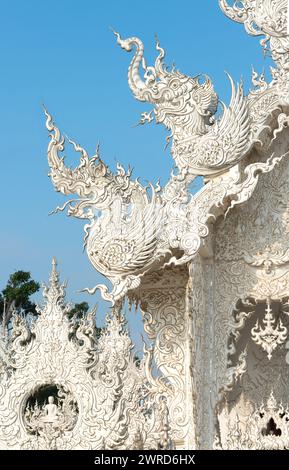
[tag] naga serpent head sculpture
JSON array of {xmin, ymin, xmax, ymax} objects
[
  {"xmin": 113, "ymin": 30, "xmax": 218, "ymax": 138},
  {"xmin": 114, "ymin": 31, "xmax": 252, "ymax": 176},
  {"xmin": 44, "ymin": 31, "xmax": 269, "ymax": 306}
]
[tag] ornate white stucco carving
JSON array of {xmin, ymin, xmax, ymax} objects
[
  {"xmin": 216, "ymin": 391, "xmax": 289, "ymax": 450},
  {"xmin": 44, "ymin": 108, "xmax": 286, "ymax": 305},
  {"xmin": 219, "ymin": 1, "xmax": 289, "ymax": 71},
  {"xmin": 213, "ymin": 128, "xmax": 289, "ymax": 448},
  {"xmin": 113, "ymin": 31, "xmax": 251, "ymax": 177},
  {"xmin": 37, "ymin": 0, "xmax": 289, "ymax": 450},
  {"xmin": 135, "ymin": 265, "xmax": 192, "ymax": 449},
  {"xmin": 0, "ymin": 259, "xmax": 171, "ymax": 450},
  {"xmin": 220, "ymin": 1, "xmax": 289, "ymax": 136}
]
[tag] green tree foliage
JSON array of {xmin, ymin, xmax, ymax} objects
[
  {"xmin": 67, "ymin": 301, "xmax": 90, "ymax": 320},
  {"xmin": 68, "ymin": 301, "xmax": 102, "ymax": 340},
  {"xmin": 0, "ymin": 271, "xmax": 40, "ymax": 326},
  {"xmin": 0, "ymin": 272, "xmax": 103, "ymax": 339}
]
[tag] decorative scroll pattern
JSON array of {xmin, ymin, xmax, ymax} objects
[
  {"xmin": 136, "ymin": 266, "xmax": 191, "ymax": 448},
  {"xmin": 213, "ymin": 128, "xmax": 289, "ymax": 447}
]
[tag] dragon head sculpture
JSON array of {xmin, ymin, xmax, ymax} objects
[
  {"xmin": 115, "ymin": 32, "xmax": 252, "ymax": 176},
  {"xmin": 114, "ymin": 31, "xmax": 218, "ymax": 141}
]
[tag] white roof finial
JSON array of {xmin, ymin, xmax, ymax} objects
[{"xmin": 49, "ymin": 257, "xmax": 59, "ymax": 288}]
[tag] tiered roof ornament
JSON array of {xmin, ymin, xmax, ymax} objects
[{"xmin": 0, "ymin": 260, "xmax": 170, "ymax": 450}]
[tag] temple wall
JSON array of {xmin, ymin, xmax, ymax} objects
[{"xmin": 210, "ymin": 127, "xmax": 289, "ymax": 443}]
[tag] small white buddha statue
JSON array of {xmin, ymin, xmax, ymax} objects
[{"xmin": 42, "ymin": 396, "xmax": 59, "ymax": 423}]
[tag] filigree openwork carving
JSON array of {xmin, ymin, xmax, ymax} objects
[
  {"xmin": 24, "ymin": 386, "xmax": 78, "ymax": 450},
  {"xmin": 35, "ymin": 0, "xmax": 289, "ymax": 451},
  {"xmin": 216, "ymin": 392, "xmax": 289, "ymax": 450}
]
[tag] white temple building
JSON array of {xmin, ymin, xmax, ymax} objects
[{"xmin": 2, "ymin": 0, "xmax": 289, "ymax": 450}]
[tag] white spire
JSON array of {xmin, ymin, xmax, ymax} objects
[{"xmin": 49, "ymin": 257, "xmax": 59, "ymax": 289}]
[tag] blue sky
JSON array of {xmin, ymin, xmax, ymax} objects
[{"xmin": 0, "ymin": 0, "xmax": 268, "ymax": 349}]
